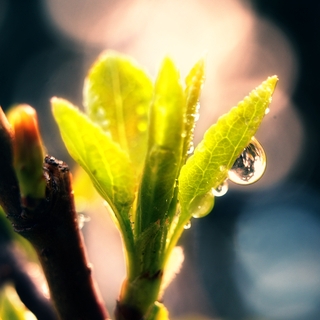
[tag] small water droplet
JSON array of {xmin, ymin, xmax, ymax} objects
[
  {"xmin": 228, "ymin": 137, "xmax": 266, "ymax": 185},
  {"xmin": 265, "ymin": 107, "xmax": 270, "ymax": 115},
  {"xmin": 187, "ymin": 142, "xmax": 194, "ymax": 155},
  {"xmin": 212, "ymin": 180, "xmax": 228, "ymax": 197},
  {"xmin": 101, "ymin": 120, "xmax": 110, "ymax": 130},
  {"xmin": 184, "ymin": 221, "xmax": 192, "ymax": 229},
  {"xmin": 189, "ymin": 191, "xmax": 215, "ymax": 219},
  {"xmin": 137, "ymin": 120, "xmax": 148, "ymax": 132},
  {"xmin": 195, "ymin": 101, "xmax": 200, "ymax": 113},
  {"xmin": 193, "ymin": 113, "xmax": 200, "ymax": 121},
  {"xmin": 136, "ymin": 106, "xmax": 146, "ymax": 115},
  {"xmin": 78, "ymin": 212, "xmax": 91, "ymax": 229},
  {"xmin": 181, "ymin": 131, "xmax": 187, "ymax": 138},
  {"xmin": 96, "ymin": 108, "xmax": 106, "ymax": 117},
  {"xmin": 220, "ymin": 165, "xmax": 226, "ymax": 172}
]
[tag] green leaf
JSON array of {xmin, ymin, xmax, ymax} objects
[
  {"xmin": 0, "ymin": 286, "xmax": 30, "ymax": 320},
  {"xmin": 182, "ymin": 57, "xmax": 205, "ymax": 160},
  {"xmin": 83, "ymin": 51, "xmax": 153, "ymax": 173},
  {"xmin": 135, "ymin": 57, "xmax": 186, "ymax": 237},
  {"xmin": 51, "ymin": 98, "xmax": 135, "ymax": 250},
  {"xmin": 178, "ymin": 76, "xmax": 278, "ymax": 220}
]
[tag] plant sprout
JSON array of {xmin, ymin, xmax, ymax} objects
[{"xmin": 0, "ymin": 50, "xmax": 277, "ymax": 320}]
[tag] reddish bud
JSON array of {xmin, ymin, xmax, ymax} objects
[{"xmin": 8, "ymin": 105, "xmax": 46, "ymax": 200}]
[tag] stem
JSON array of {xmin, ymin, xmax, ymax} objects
[
  {"xmin": 0, "ymin": 242, "xmax": 57, "ymax": 320},
  {"xmin": 7, "ymin": 156, "xmax": 109, "ymax": 320},
  {"xmin": 115, "ymin": 271, "xmax": 163, "ymax": 320}
]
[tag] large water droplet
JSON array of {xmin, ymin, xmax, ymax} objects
[
  {"xmin": 189, "ymin": 191, "xmax": 215, "ymax": 219},
  {"xmin": 212, "ymin": 180, "xmax": 228, "ymax": 197},
  {"xmin": 228, "ymin": 137, "xmax": 266, "ymax": 185}
]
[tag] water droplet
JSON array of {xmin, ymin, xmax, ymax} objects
[
  {"xmin": 212, "ymin": 180, "xmax": 228, "ymax": 197},
  {"xmin": 219, "ymin": 165, "xmax": 226, "ymax": 172},
  {"xmin": 181, "ymin": 131, "xmax": 187, "ymax": 138},
  {"xmin": 137, "ymin": 120, "xmax": 148, "ymax": 132},
  {"xmin": 136, "ymin": 106, "xmax": 146, "ymax": 115},
  {"xmin": 189, "ymin": 191, "xmax": 215, "ymax": 219},
  {"xmin": 184, "ymin": 220, "xmax": 192, "ymax": 229},
  {"xmin": 78, "ymin": 212, "xmax": 91, "ymax": 229},
  {"xmin": 265, "ymin": 107, "xmax": 270, "ymax": 115},
  {"xmin": 195, "ymin": 101, "xmax": 200, "ymax": 113},
  {"xmin": 187, "ymin": 142, "xmax": 194, "ymax": 155},
  {"xmin": 228, "ymin": 137, "xmax": 266, "ymax": 185},
  {"xmin": 96, "ymin": 108, "xmax": 106, "ymax": 118},
  {"xmin": 193, "ymin": 113, "xmax": 200, "ymax": 121},
  {"xmin": 101, "ymin": 120, "xmax": 110, "ymax": 130}
]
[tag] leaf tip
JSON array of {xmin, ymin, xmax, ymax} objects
[
  {"xmin": 50, "ymin": 96, "xmax": 62, "ymax": 112},
  {"xmin": 265, "ymin": 75, "xmax": 279, "ymax": 93}
]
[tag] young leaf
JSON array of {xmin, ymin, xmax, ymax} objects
[
  {"xmin": 83, "ymin": 51, "xmax": 153, "ymax": 173},
  {"xmin": 182, "ymin": 57, "xmax": 205, "ymax": 160},
  {"xmin": 51, "ymin": 98, "xmax": 135, "ymax": 247},
  {"xmin": 135, "ymin": 57, "xmax": 185, "ymax": 236},
  {"xmin": 178, "ymin": 76, "xmax": 278, "ymax": 220},
  {"xmin": 8, "ymin": 105, "xmax": 46, "ymax": 200}
]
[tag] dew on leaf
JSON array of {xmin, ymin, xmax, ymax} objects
[
  {"xmin": 101, "ymin": 120, "xmax": 110, "ymax": 130},
  {"xmin": 228, "ymin": 137, "xmax": 266, "ymax": 185},
  {"xmin": 193, "ymin": 113, "xmax": 200, "ymax": 122},
  {"xmin": 136, "ymin": 105, "xmax": 146, "ymax": 115},
  {"xmin": 137, "ymin": 120, "xmax": 148, "ymax": 132},
  {"xmin": 195, "ymin": 101, "xmax": 200, "ymax": 114},
  {"xmin": 96, "ymin": 108, "xmax": 106, "ymax": 118},
  {"xmin": 265, "ymin": 107, "xmax": 270, "ymax": 115},
  {"xmin": 212, "ymin": 180, "xmax": 228, "ymax": 197},
  {"xmin": 187, "ymin": 142, "xmax": 194, "ymax": 155},
  {"xmin": 181, "ymin": 131, "xmax": 187, "ymax": 138},
  {"xmin": 184, "ymin": 220, "xmax": 192, "ymax": 229},
  {"xmin": 78, "ymin": 212, "xmax": 91, "ymax": 229},
  {"xmin": 189, "ymin": 191, "xmax": 215, "ymax": 219}
]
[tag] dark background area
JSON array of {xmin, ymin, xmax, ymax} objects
[{"xmin": 1, "ymin": 1, "xmax": 320, "ymax": 319}]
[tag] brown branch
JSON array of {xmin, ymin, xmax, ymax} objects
[
  {"xmin": 1, "ymin": 111, "xmax": 109, "ymax": 319},
  {"xmin": 8, "ymin": 156, "xmax": 109, "ymax": 320},
  {"xmin": 0, "ymin": 242, "xmax": 57, "ymax": 320}
]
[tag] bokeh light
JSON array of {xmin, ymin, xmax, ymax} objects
[{"xmin": 234, "ymin": 188, "xmax": 320, "ymax": 320}]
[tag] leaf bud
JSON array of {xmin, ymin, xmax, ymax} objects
[{"xmin": 8, "ymin": 105, "xmax": 46, "ymax": 201}]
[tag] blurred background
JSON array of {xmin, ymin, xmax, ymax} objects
[{"xmin": 0, "ymin": 0, "xmax": 319, "ymax": 319}]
